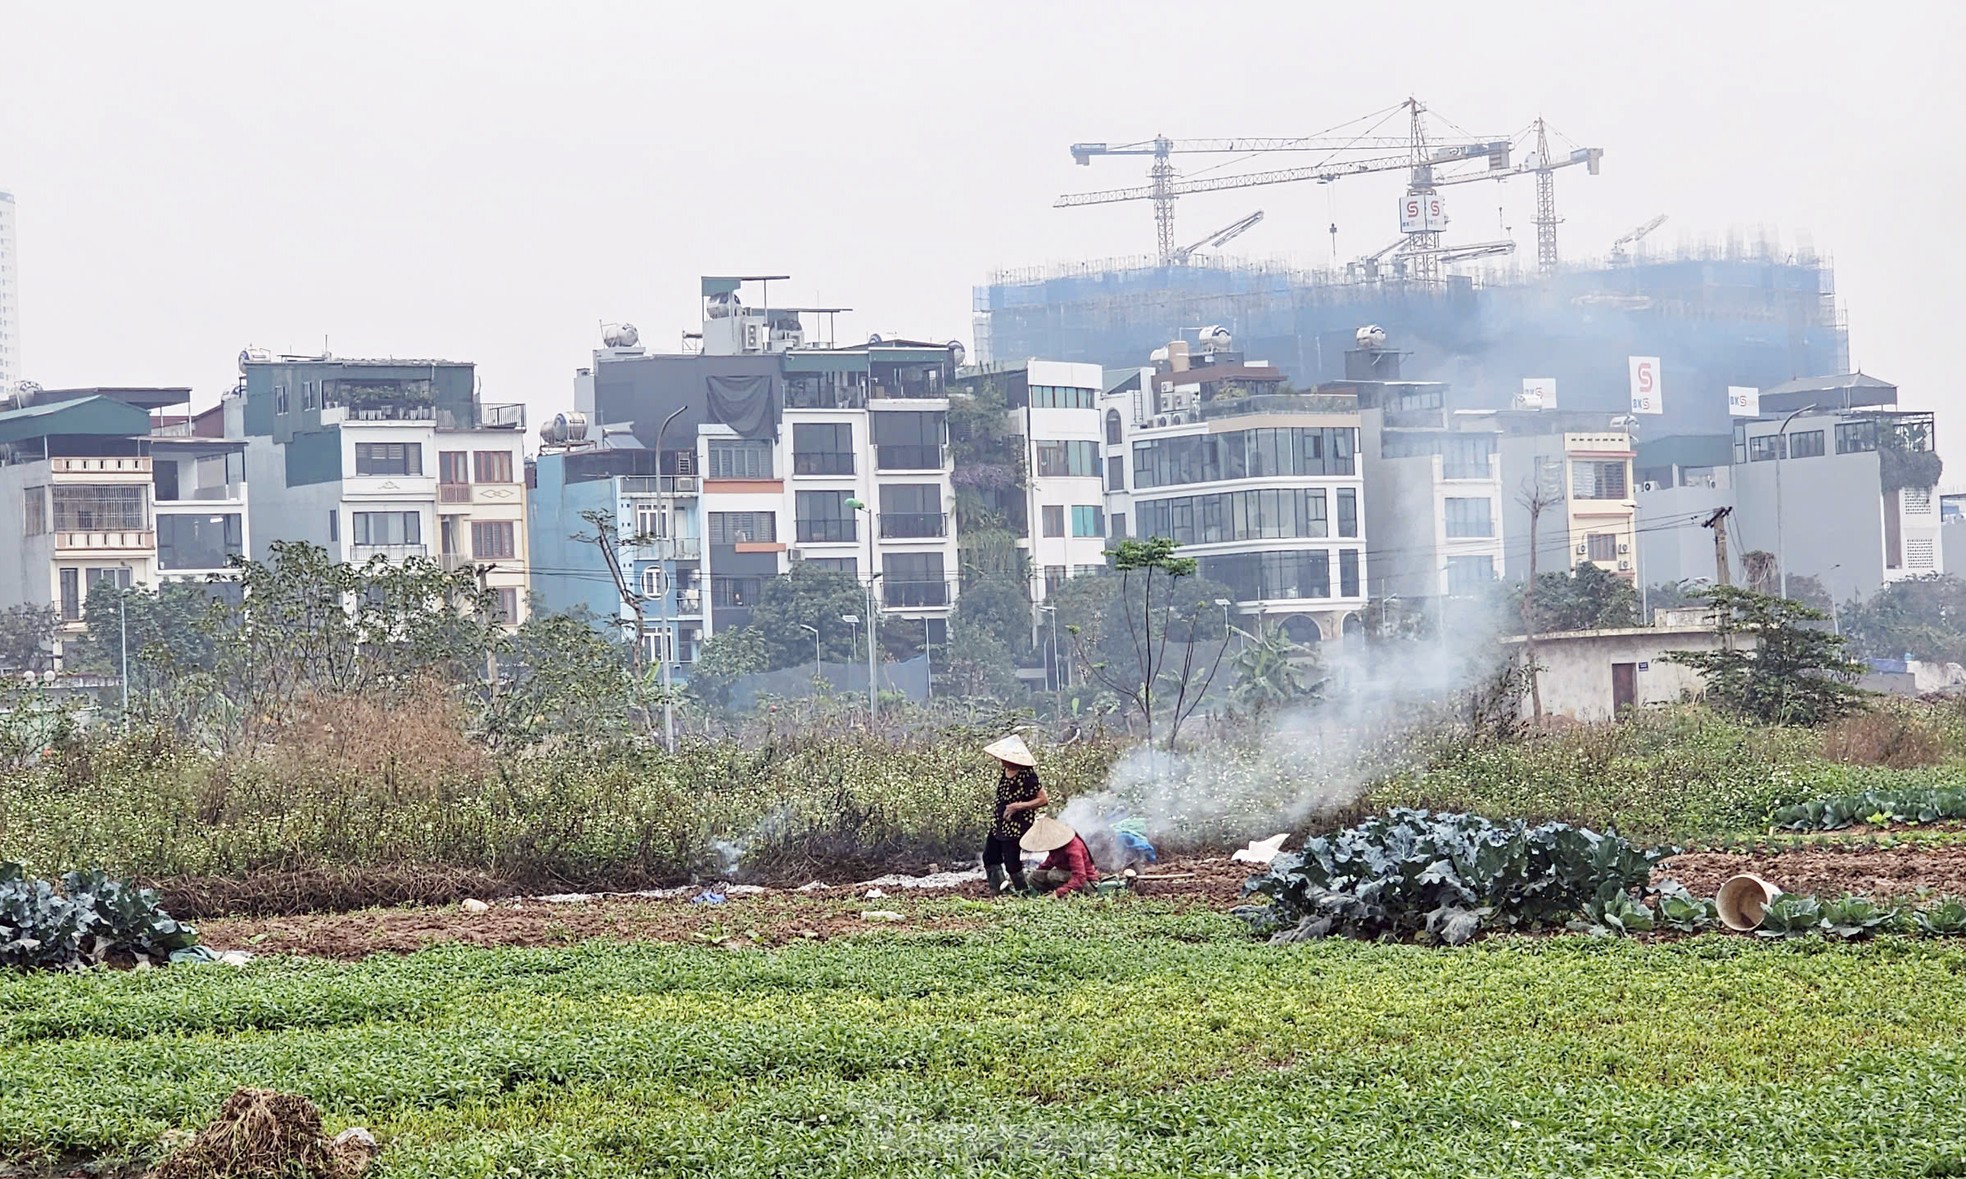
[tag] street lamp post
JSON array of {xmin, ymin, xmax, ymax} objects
[
  {"xmin": 1774, "ymin": 403, "xmax": 1817, "ymax": 601},
  {"xmin": 799, "ymin": 623, "xmax": 819, "ymax": 682},
  {"xmin": 844, "ymin": 498, "xmax": 878, "ymax": 722},
  {"xmin": 118, "ymin": 584, "xmax": 130, "ymax": 729},
  {"xmin": 1038, "ymin": 604, "xmax": 1060, "ymax": 694}
]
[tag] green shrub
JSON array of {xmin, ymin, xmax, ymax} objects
[{"xmin": 0, "ymin": 863, "xmax": 198, "ymax": 971}]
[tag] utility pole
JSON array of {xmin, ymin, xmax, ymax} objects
[
  {"xmin": 473, "ymin": 562, "xmax": 499, "ymax": 700},
  {"xmin": 844, "ymin": 498, "xmax": 878, "ymax": 725},
  {"xmin": 1517, "ymin": 478, "xmax": 1561, "ymax": 723},
  {"xmin": 1702, "ymin": 507, "xmax": 1734, "ymax": 586}
]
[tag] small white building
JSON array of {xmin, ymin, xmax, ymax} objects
[{"xmin": 1499, "ymin": 619, "xmax": 1736, "ymax": 722}]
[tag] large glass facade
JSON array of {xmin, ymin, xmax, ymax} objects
[
  {"xmin": 1134, "ymin": 488, "xmax": 1329, "ymax": 545},
  {"xmin": 1132, "ymin": 426, "xmax": 1356, "ymax": 489}
]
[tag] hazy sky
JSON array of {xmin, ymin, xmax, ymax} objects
[{"xmin": 4, "ymin": 2, "xmax": 1963, "ymax": 458}]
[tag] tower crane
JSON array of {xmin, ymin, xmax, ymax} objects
[
  {"xmin": 1609, "ymin": 214, "xmax": 1668, "ymax": 263},
  {"xmin": 1061, "ymin": 99, "xmax": 1507, "ymax": 264},
  {"xmin": 1169, "ymin": 210, "xmax": 1265, "ymax": 265}
]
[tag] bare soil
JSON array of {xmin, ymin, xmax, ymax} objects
[
  {"xmin": 197, "ymin": 857, "xmax": 1251, "ymax": 960},
  {"xmin": 1659, "ymin": 843, "xmax": 1966, "ymax": 900}
]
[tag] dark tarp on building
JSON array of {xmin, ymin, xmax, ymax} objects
[{"xmin": 706, "ymin": 374, "xmax": 779, "ymax": 441}]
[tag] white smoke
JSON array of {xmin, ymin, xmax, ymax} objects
[{"xmin": 1060, "ymin": 630, "xmax": 1506, "ymax": 855}]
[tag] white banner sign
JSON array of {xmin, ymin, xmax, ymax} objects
[
  {"xmin": 1727, "ymin": 385, "xmax": 1760, "ymax": 417},
  {"xmin": 1398, "ymin": 192, "xmax": 1448, "ymax": 233},
  {"xmin": 1628, "ymin": 356, "xmax": 1662, "ymax": 415},
  {"xmin": 1517, "ymin": 377, "xmax": 1556, "ymax": 410}
]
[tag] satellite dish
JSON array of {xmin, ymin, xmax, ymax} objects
[{"xmin": 868, "ymin": 333, "xmax": 884, "ymax": 344}]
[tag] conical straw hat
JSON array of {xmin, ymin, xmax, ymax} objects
[
  {"xmin": 1020, "ymin": 815, "xmax": 1076, "ymax": 853},
  {"xmin": 984, "ymin": 734, "xmax": 1035, "ymax": 767}
]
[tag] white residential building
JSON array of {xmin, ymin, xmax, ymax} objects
[
  {"xmin": 0, "ymin": 387, "xmax": 250, "ymax": 659},
  {"xmin": 230, "ymin": 354, "xmax": 530, "ymax": 626}
]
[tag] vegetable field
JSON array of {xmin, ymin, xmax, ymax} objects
[{"xmin": 6, "ymin": 903, "xmax": 1966, "ymax": 1178}]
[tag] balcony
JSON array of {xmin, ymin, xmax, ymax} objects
[
  {"xmin": 880, "ymin": 512, "xmax": 947, "ymax": 540},
  {"xmin": 875, "ymin": 445, "xmax": 945, "ymax": 472},
  {"xmin": 55, "ymin": 530, "xmax": 154, "ymax": 553},
  {"xmin": 439, "ymin": 483, "xmax": 473, "ymax": 504},
  {"xmin": 674, "ymin": 590, "xmax": 704, "ymax": 616},
  {"xmin": 619, "ymin": 475, "xmax": 700, "ymax": 498},
  {"xmin": 436, "ymin": 481, "xmax": 524, "ymax": 506},
  {"xmin": 883, "ymin": 580, "xmax": 951, "ymax": 608},
  {"xmin": 793, "ymin": 453, "xmax": 856, "ymax": 476},
  {"xmin": 796, "ymin": 519, "xmax": 858, "ymax": 544},
  {"xmin": 351, "ymin": 543, "xmax": 428, "ymax": 563},
  {"xmin": 633, "ymin": 536, "xmax": 701, "ymax": 561}
]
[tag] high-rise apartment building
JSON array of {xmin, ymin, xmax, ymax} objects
[{"xmin": 0, "ymin": 191, "xmax": 18, "ymax": 389}]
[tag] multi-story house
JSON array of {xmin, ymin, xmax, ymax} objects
[
  {"xmin": 1323, "ymin": 331, "xmax": 1507, "ymax": 620},
  {"xmin": 1492, "ymin": 425, "xmax": 1638, "ymax": 586},
  {"xmin": 1104, "ymin": 333, "xmax": 1370, "ymax": 646},
  {"xmin": 1637, "ymin": 373, "xmax": 1940, "ymax": 601},
  {"xmin": 227, "ymin": 353, "xmax": 530, "ymax": 625},
  {"xmin": 950, "ymin": 359, "xmax": 1109, "ymax": 607},
  {"xmin": 532, "ymin": 277, "xmax": 960, "ymax": 671},
  {"xmin": 0, "ymin": 386, "xmax": 250, "ymax": 653}
]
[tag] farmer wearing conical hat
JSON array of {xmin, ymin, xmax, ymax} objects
[
  {"xmin": 1022, "ymin": 815, "xmax": 1101, "ymax": 899},
  {"xmin": 981, "ymin": 734, "xmax": 1046, "ymax": 896}
]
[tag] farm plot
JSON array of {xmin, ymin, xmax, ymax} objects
[{"xmin": 5, "ymin": 904, "xmax": 1966, "ymax": 1178}]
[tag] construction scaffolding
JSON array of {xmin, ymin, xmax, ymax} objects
[{"xmin": 973, "ymin": 236, "xmax": 1845, "ymax": 438}]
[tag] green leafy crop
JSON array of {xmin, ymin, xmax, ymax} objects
[
  {"xmin": 0, "ymin": 863, "xmax": 199, "ymax": 971},
  {"xmin": 1237, "ymin": 808, "xmax": 1663, "ymax": 946}
]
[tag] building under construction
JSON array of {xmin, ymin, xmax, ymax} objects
[{"xmin": 973, "ymin": 238, "xmax": 1846, "ymax": 438}]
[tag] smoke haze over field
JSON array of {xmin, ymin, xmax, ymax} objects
[
  {"xmin": 1060, "ymin": 631, "xmax": 1504, "ymax": 852},
  {"xmin": 2, "ymin": 3, "xmax": 1964, "ymax": 463}
]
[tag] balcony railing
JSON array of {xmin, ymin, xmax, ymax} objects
[
  {"xmin": 439, "ymin": 483, "xmax": 474, "ymax": 503},
  {"xmin": 793, "ymin": 453, "xmax": 856, "ymax": 476},
  {"xmin": 619, "ymin": 475, "xmax": 700, "ymax": 497},
  {"xmin": 55, "ymin": 530, "xmax": 154, "ymax": 552},
  {"xmin": 633, "ymin": 536, "xmax": 701, "ymax": 561},
  {"xmin": 351, "ymin": 543, "xmax": 428, "ymax": 562},
  {"xmin": 880, "ymin": 512, "xmax": 947, "ymax": 539},
  {"xmin": 796, "ymin": 519, "xmax": 857, "ymax": 543},
  {"xmin": 883, "ymin": 579, "xmax": 951, "ymax": 608},
  {"xmin": 51, "ymin": 456, "xmax": 151, "ymax": 475},
  {"xmin": 875, "ymin": 445, "xmax": 944, "ymax": 471}
]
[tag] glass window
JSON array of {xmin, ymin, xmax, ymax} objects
[
  {"xmin": 796, "ymin": 491, "xmax": 856, "ymax": 542},
  {"xmin": 471, "ymin": 521, "xmax": 516, "ymax": 560},
  {"xmin": 328, "ymin": 510, "xmax": 338, "ymax": 542},
  {"xmin": 1789, "ymin": 430, "xmax": 1825, "ymax": 459},
  {"xmin": 1105, "ymin": 410, "xmax": 1124, "ymax": 446},
  {"xmin": 1035, "ymin": 440, "xmax": 1099, "ymax": 478},
  {"xmin": 709, "ymin": 439, "xmax": 773, "ymax": 479},
  {"xmin": 711, "ymin": 576, "xmax": 761, "ymax": 608},
  {"xmin": 22, "ymin": 486, "xmax": 46, "ymax": 536},
  {"xmin": 354, "ymin": 442, "xmax": 423, "ymax": 477},
  {"xmin": 1043, "ymin": 566, "xmax": 1066, "ymax": 595},
  {"xmin": 793, "ymin": 423, "xmax": 855, "ymax": 475},
  {"xmin": 59, "ymin": 568, "xmax": 80, "ymax": 620},
  {"xmin": 879, "ymin": 485, "xmax": 944, "ymax": 538},
  {"xmin": 352, "ymin": 511, "xmax": 420, "ymax": 546},
  {"xmin": 1339, "ymin": 549, "xmax": 1361, "ymax": 598},
  {"xmin": 157, "ymin": 513, "xmax": 243, "ymax": 570},
  {"xmin": 1106, "ymin": 455, "xmax": 1125, "ymax": 492},
  {"xmin": 438, "ymin": 451, "xmax": 470, "ymax": 484},
  {"xmin": 1446, "ymin": 555, "xmax": 1495, "ymax": 595},
  {"xmin": 708, "ymin": 512, "xmax": 777, "ymax": 545},
  {"xmin": 1042, "ymin": 505, "xmax": 1065, "ymax": 537},
  {"xmin": 493, "ymin": 588, "xmax": 518, "ymax": 624},
  {"xmin": 1030, "ymin": 385, "xmax": 1096, "ymax": 409},
  {"xmin": 1570, "ymin": 460, "xmax": 1628, "ymax": 500},
  {"xmin": 1337, "ymin": 488, "xmax": 1358, "ymax": 538},
  {"xmin": 801, "ymin": 557, "xmax": 857, "ymax": 575},
  {"xmin": 1835, "ymin": 421, "xmax": 1878, "ymax": 454},
  {"xmin": 1443, "ymin": 497, "xmax": 1492, "ymax": 539},
  {"xmin": 473, "ymin": 450, "xmax": 514, "ymax": 483},
  {"xmin": 872, "ymin": 411, "xmax": 945, "ymax": 470},
  {"xmin": 1071, "ymin": 506, "xmax": 1104, "ymax": 538},
  {"xmin": 1586, "ymin": 532, "xmax": 1618, "ymax": 562},
  {"xmin": 1111, "ymin": 512, "xmax": 1127, "ymax": 539},
  {"xmin": 1747, "ymin": 434, "xmax": 1784, "ymax": 462},
  {"xmin": 883, "ymin": 552, "xmax": 948, "ymax": 606}
]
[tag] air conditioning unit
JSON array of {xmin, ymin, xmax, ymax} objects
[
  {"xmin": 1617, "ymin": 543, "xmax": 1630, "ymax": 554},
  {"xmin": 1640, "ymin": 480, "xmax": 1658, "ymax": 492},
  {"xmin": 1575, "ymin": 543, "xmax": 1587, "ymax": 555},
  {"xmin": 1154, "ymin": 415, "xmax": 1170, "ymax": 428},
  {"xmin": 1617, "ymin": 560, "xmax": 1632, "ymax": 572},
  {"xmin": 673, "ymin": 476, "xmax": 698, "ymax": 494}
]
